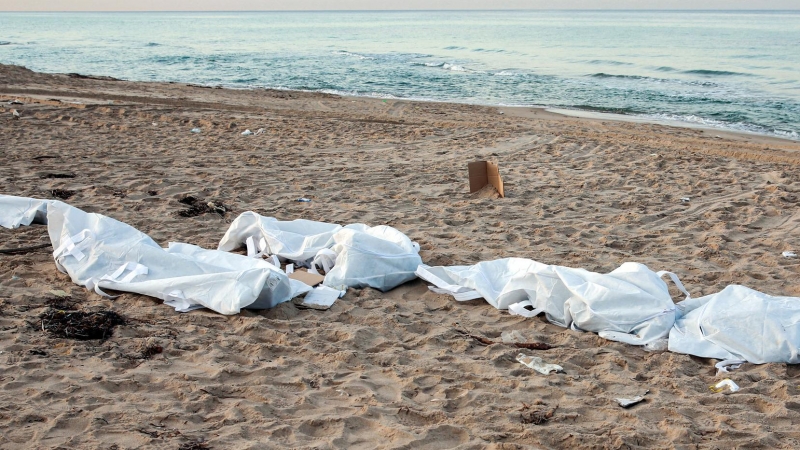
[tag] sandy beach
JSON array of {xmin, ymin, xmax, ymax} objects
[{"xmin": 1, "ymin": 63, "xmax": 800, "ymax": 449}]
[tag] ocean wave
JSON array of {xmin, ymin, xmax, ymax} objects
[
  {"xmin": 655, "ymin": 66, "xmax": 677, "ymax": 72},
  {"xmin": 0, "ymin": 41, "xmax": 11, "ymax": 46},
  {"xmin": 587, "ymin": 59, "xmax": 632, "ymax": 66},
  {"xmin": 444, "ymin": 46, "xmax": 466, "ymax": 50},
  {"xmin": 413, "ymin": 61, "xmax": 470, "ymax": 72},
  {"xmin": 682, "ymin": 69, "xmax": 751, "ymax": 77},
  {"xmin": 590, "ymin": 73, "xmax": 648, "ymax": 80},
  {"xmin": 644, "ymin": 113, "xmax": 797, "ymax": 140},
  {"xmin": 332, "ymin": 50, "xmax": 374, "ymax": 60},
  {"xmin": 145, "ymin": 42, "xmax": 161, "ymax": 47}
]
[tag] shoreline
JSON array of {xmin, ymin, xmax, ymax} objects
[{"xmin": 3, "ymin": 64, "xmax": 798, "ymax": 145}]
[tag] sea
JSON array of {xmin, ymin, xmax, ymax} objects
[{"xmin": 1, "ymin": 10, "xmax": 799, "ymax": 139}]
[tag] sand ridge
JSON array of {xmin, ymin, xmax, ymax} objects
[{"xmin": 1, "ymin": 64, "xmax": 800, "ymax": 449}]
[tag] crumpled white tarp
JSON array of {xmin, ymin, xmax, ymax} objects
[
  {"xmin": 322, "ymin": 224, "xmax": 422, "ymax": 291},
  {"xmin": 669, "ymin": 285, "xmax": 800, "ymax": 364},
  {"xmin": 0, "ymin": 195, "xmax": 49, "ymax": 229},
  {"xmin": 218, "ymin": 211, "xmax": 342, "ymax": 262},
  {"xmin": 219, "ymin": 212, "xmax": 422, "ymax": 292},
  {"xmin": 416, "ymin": 258, "xmax": 689, "ymax": 345},
  {"xmin": 0, "ymin": 195, "xmax": 310, "ymax": 314}
]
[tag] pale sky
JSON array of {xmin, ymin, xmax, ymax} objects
[{"xmin": 3, "ymin": 1, "xmax": 798, "ymax": 12}]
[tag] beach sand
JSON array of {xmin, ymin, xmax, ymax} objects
[{"xmin": 1, "ymin": 63, "xmax": 800, "ymax": 449}]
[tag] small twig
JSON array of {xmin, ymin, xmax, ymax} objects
[{"xmin": 0, "ymin": 243, "xmax": 52, "ymax": 254}]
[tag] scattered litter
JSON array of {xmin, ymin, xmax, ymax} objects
[
  {"xmin": 709, "ymin": 378, "xmax": 740, "ymax": 393},
  {"xmin": 8, "ymin": 100, "xmax": 23, "ymax": 105},
  {"xmin": 501, "ymin": 330, "xmax": 527, "ymax": 343},
  {"xmin": 254, "ymin": 128, "xmax": 265, "ymax": 136},
  {"xmin": 615, "ymin": 390, "xmax": 649, "ymax": 408},
  {"xmin": 783, "ymin": 251, "xmax": 797, "ymax": 258},
  {"xmin": 295, "ymin": 197, "xmax": 311, "ymax": 202},
  {"xmin": 11, "ymin": 109, "xmax": 20, "ymax": 119},
  {"xmin": 681, "ymin": 197, "xmax": 691, "ymax": 203},
  {"xmin": 152, "ymin": 122, "xmax": 158, "ymax": 126},
  {"xmin": 49, "ymin": 289, "xmax": 69, "ymax": 298},
  {"xmin": 241, "ymin": 129, "xmax": 253, "ymax": 136},
  {"xmin": 190, "ymin": 128, "xmax": 201, "ymax": 133},
  {"xmin": 177, "ymin": 196, "xmax": 228, "ymax": 217},
  {"xmin": 295, "ymin": 285, "xmax": 344, "ymax": 310},
  {"xmin": 40, "ymin": 308, "xmax": 126, "ymax": 341},
  {"xmin": 11, "ymin": 275, "xmax": 21, "ymax": 280},
  {"xmin": 516, "ymin": 353, "xmax": 564, "ymax": 375},
  {"xmin": 650, "ymin": 153, "xmax": 659, "ymax": 157},
  {"xmin": 715, "ymin": 359, "xmax": 745, "ymax": 374},
  {"xmin": 643, "ymin": 338, "xmax": 669, "ymax": 352},
  {"xmin": 468, "ymin": 161, "xmax": 505, "ymax": 198}
]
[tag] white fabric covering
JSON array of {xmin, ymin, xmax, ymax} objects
[
  {"xmin": 0, "ymin": 195, "xmax": 49, "ymax": 229},
  {"xmin": 322, "ymin": 224, "xmax": 422, "ymax": 291},
  {"xmin": 1, "ymin": 195, "xmax": 310, "ymax": 314},
  {"xmin": 218, "ymin": 212, "xmax": 422, "ymax": 292},
  {"xmin": 218, "ymin": 211, "xmax": 342, "ymax": 262},
  {"xmin": 416, "ymin": 258, "xmax": 688, "ymax": 345},
  {"xmin": 669, "ymin": 285, "xmax": 800, "ymax": 364}
]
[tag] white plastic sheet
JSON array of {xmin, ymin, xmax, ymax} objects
[
  {"xmin": 322, "ymin": 224, "xmax": 422, "ymax": 291},
  {"xmin": 1, "ymin": 195, "xmax": 310, "ymax": 314},
  {"xmin": 669, "ymin": 285, "xmax": 800, "ymax": 364},
  {"xmin": 416, "ymin": 258, "xmax": 689, "ymax": 345},
  {"xmin": 218, "ymin": 211, "xmax": 341, "ymax": 262},
  {"xmin": 0, "ymin": 195, "xmax": 48, "ymax": 229},
  {"xmin": 218, "ymin": 212, "xmax": 422, "ymax": 292}
]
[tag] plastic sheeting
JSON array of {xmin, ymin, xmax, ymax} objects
[
  {"xmin": 669, "ymin": 285, "xmax": 800, "ymax": 364},
  {"xmin": 219, "ymin": 212, "xmax": 422, "ymax": 292},
  {"xmin": 218, "ymin": 212, "xmax": 341, "ymax": 262},
  {"xmin": 322, "ymin": 224, "xmax": 422, "ymax": 292},
  {"xmin": 416, "ymin": 258, "xmax": 689, "ymax": 345},
  {"xmin": 0, "ymin": 195, "xmax": 310, "ymax": 314}
]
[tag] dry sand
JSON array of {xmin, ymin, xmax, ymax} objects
[{"xmin": 1, "ymin": 64, "xmax": 800, "ymax": 449}]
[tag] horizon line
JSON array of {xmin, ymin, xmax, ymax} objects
[{"xmin": 2, "ymin": 8, "xmax": 800, "ymax": 13}]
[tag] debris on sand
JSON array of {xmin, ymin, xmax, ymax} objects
[
  {"xmin": 40, "ymin": 307, "xmax": 126, "ymax": 341},
  {"xmin": 178, "ymin": 195, "xmax": 228, "ymax": 217}
]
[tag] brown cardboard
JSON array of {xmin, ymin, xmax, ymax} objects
[
  {"xmin": 468, "ymin": 161, "xmax": 504, "ymax": 197},
  {"xmin": 289, "ymin": 270, "xmax": 325, "ymax": 287}
]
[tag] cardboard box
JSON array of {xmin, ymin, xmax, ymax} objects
[
  {"xmin": 288, "ymin": 270, "xmax": 325, "ymax": 287},
  {"xmin": 468, "ymin": 161, "xmax": 504, "ymax": 197}
]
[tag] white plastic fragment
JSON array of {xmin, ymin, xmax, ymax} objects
[
  {"xmin": 241, "ymin": 129, "xmax": 253, "ymax": 135},
  {"xmin": 296, "ymin": 198, "xmax": 311, "ymax": 202},
  {"xmin": 681, "ymin": 197, "xmax": 691, "ymax": 203},
  {"xmin": 299, "ymin": 285, "xmax": 345, "ymax": 309},
  {"xmin": 715, "ymin": 359, "xmax": 746, "ymax": 375},
  {"xmin": 783, "ymin": 251, "xmax": 797, "ymax": 258},
  {"xmin": 710, "ymin": 379, "xmax": 740, "ymax": 393},
  {"xmin": 190, "ymin": 127, "xmax": 201, "ymax": 133},
  {"xmin": 615, "ymin": 390, "xmax": 649, "ymax": 408},
  {"xmin": 516, "ymin": 353, "xmax": 564, "ymax": 375},
  {"xmin": 501, "ymin": 330, "xmax": 527, "ymax": 344},
  {"xmin": 254, "ymin": 128, "xmax": 265, "ymax": 135},
  {"xmin": 643, "ymin": 338, "xmax": 669, "ymax": 352}
]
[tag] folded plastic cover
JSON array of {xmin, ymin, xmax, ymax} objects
[
  {"xmin": 0, "ymin": 195, "xmax": 310, "ymax": 314},
  {"xmin": 669, "ymin": 285, "xmax": 800, "ymax": 364},
  {"xmin": 416, "ymin": 258, "xmax": 685, "ymax": 345},
  {"xmin": 323, "ymin": 224, "xmax": 422, "ymax": 292},
  {"xmin": 218, "ymin": 211, "xmax": 342, "ymax": 262}
]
